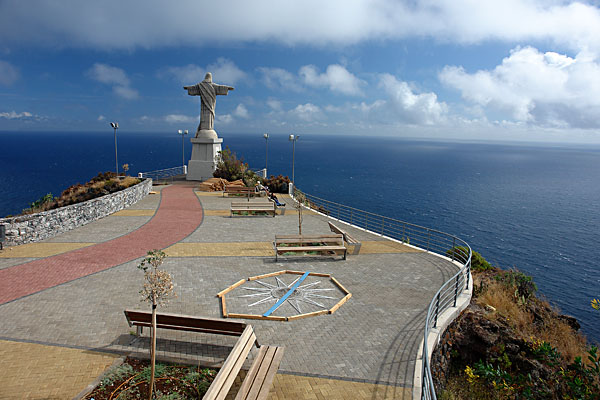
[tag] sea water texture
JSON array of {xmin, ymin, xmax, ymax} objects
[{"xmin": 1, "ymin": 131, "xmax": 599, "ymax": 342}]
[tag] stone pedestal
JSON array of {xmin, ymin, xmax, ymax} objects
[{"xmin": 186, "ymin": 129, "xmax": 223, "ymax": 181}]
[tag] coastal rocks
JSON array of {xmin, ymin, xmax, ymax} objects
[{"xmin": 0, "ymin": 178, "xmax": 152, "ymax": 247}]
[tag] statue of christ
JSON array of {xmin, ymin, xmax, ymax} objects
[{"xmin": 184, "ymin": 72, "xmax": 234, "ymax": 137}]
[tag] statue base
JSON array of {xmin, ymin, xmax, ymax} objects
[{"xmin": 186, "ymin": 131, "xmax": 223, "ymax": 181}]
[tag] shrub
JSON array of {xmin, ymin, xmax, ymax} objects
[
  {"xmin": 447, "ymin": 246, "xmax": 493, "ymax": 272},
  {"xmin": 495, "ymin": 269, "xmax": 537, "ymax": 300},
  {"xmin": 262, "ymin": 175, "xmax": 291, "ymax": 193},
  {"xmin": 213, "ymin": 147, "xmax": 249, "ymax": 182}
]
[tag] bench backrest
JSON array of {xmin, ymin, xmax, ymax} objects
[
  {"xmin": 328, "ymin": 221, "xmax": 344, "ymax": 235},
  {"xmin": 124, "ymin": 310, "xmax": 247, "ymax": 336},
  {"xmin": 225, "ymin": 185, "xmax": 253, "ymax": 192},
  {"xmin": 275, "ymin": 234, "xmax": 343, "ymax": 245},
  {"xmin": 231, "ymin": 202, "xmax": 275, "ymax": 210},
  {"xmin": 203, "ymin": 325, "xmax": 257, "ymax": 400}
]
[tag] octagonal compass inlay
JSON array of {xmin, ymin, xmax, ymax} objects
[{"xmin": 217, "ymin": 270, "xmax": 351, "ymax": 321}]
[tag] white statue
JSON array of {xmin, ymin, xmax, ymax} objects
[{"xmin": 184, "ymin": 72, "xmax": 234, "ymax": 137}]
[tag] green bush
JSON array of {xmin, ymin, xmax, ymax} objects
[
  {"xmin": 446, "ymin": 246, "xmax": 493, "ymax": 271},
  {"xmin": 213, "ymin": 147, "xmax": 249, "ymax": 182},
  {"xmin": 495, "ymin": 269, "xmax": 537, "ymax": 300}
]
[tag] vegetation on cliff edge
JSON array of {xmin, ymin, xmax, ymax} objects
[{"xmin": 434, "ymin": 251, "xmax": 599, "ymax": 399}]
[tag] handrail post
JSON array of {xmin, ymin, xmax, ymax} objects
[
  {"xmin": 381, "ymin": 216, "xmax": 384, "ymax": 235},
  {"xmin": 451, "ymin": 237, "xmax": 456, "ymax": 261},
  {"xmin": 427, "ymin": 229, "xmax": 431, "ymax": 251},
  {"xmin": 434, "ymin": 292, "xmax": 440, "ymax": 328},
  {"xmin": 350, "ymin": 209, "xmax": 353, "ymax": 224},
  {"xmin": 453, "ymin": 275, "xmax": 459, "ymax": 307},
  {"xmin": 466, "ymin": 260, "xmax": 471, "ymax": 289}
]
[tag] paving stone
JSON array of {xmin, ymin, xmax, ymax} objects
[{"xmin": 0, "ymin": 184, "xmax": 465, "ymax": 398}]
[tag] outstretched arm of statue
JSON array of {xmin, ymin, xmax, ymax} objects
[
  {"xmin": 214, "ymin": 84, "xmax": 234, "ymax": 95},
  {"xmin": 183, "ymin": 85, "xmax": 200, "ymax": 95}
]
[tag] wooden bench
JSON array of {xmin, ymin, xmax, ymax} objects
[
  {"xmin": 205, "ymin": 324, "xmax": 284, "ymax": 400},
  {"xmin": 231, "ymin": 202, "xmax": 276, "ymax": 217},
  {"xmin": 124, "ymin": 310, "xmax": 284, "ymax": 400},
  {"xmin": 224, "ymin": 185, "xmax": 256, "ymax": 199},
  {"xmin": 273, "ymin": 234, "xmax": 347, "ymax": 261},
  {"xmin": 124, "ymin": 310, "xmax": 252, "ymax": 341},
  {"xmin": 328, "ymin": 221, "xmax": 362, "ymax": 255}
]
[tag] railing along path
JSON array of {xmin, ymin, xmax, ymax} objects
[
  {"xmin": 292, "ymin": 187, "xmax": 472, "ymax": 400},
  {"xmin": 138, "ymin": 166, "xmax": 186, "ymax": 182}
]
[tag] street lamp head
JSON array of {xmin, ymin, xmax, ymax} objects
[
  {"xmin": 110, "ymin": 122, "xmax": 118, "ymax": 129},
  {"xmin": 289, "ymin": 134, "xmax": 299, "ymax": 142},
  {"xmin": 264, "ymin": 133, "xmax": 269, "ymax": 139},
  {"xmin": 184, "ymin": 130, "xmax": 188, "ymax": 135},
  {"xmin": 178, "ymin": 129, "xmax": 182, "ymax": 134}
]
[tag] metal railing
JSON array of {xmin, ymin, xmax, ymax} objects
[
  {"xmin": 252, "ymin": 168, "xmax": 267, "ymax": 178},
  {"xmin": 138, "ymin": 166, "xmax": 187, "ymax": 182},
  {"xmin": 293, "ymin": 188, "xmax": 471, "ymax": 399}
]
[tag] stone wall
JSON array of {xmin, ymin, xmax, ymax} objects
[{"xmin": 0, "ymin": 178, "xmax": 152, "ymax": 246}]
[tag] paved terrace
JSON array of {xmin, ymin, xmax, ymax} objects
[{"xmin": 0, "ymin": 182, "xmax": 459, "ymax": 399}]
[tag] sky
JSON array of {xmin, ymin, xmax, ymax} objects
[{"xmin": 1, "ymin": 0, "xmax": 600, "ymax": 143}]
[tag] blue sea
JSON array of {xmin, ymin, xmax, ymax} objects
[{"xmin": 1, "ymin": 131, "xmax": 599, "ymax": 343}]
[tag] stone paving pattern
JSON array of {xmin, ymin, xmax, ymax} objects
[
  {"xmin": 0, "ymin": 185, "xmax": 460, "ymax": 398},
  {"xmin": 0, "ymin": 339, "xmax": 118, "ymax": 400}
]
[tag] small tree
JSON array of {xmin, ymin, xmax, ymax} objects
[
  {"xmin": 122, "ymin": 163, "xmax": 129, "ymax": 176},
  {"xmin": 137, "ymin": 249, "xmax": 176, "ymax": 399},
  {"xmin": 294, "ymin": 192, "xmax": 306, "ymax": 235}
]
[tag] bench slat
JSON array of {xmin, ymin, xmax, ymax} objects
[
  {"xmin": 124, "ymin": 310, "xmax": 246, "ymax": 336},
  {"xmin": 204, "ymin": 325, "xmax": 257, "ymax": 400},
  {"xmin": 276, "ymin": 246, "xmax": 345, "ymax": 252},
  {"xmin": 235, "ymin": 346, "xmax": 285, "ymax": 400},
  {"xmin": 275, "ymin": 234, "xmax": 342, "ymax": 240}
]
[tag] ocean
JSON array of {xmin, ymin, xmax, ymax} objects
[{"xmin": 1, "ymin": 131, "xmax": 599, "ymax": 342}]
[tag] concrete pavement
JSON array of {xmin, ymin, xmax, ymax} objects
[{"xmin": 0, "ymin": 183, "xmax": 459, "ymax": 399}]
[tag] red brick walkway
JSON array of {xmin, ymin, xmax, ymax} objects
[{"xmin": 0, "ymin": 185, "xmax": 203, "ymax": 305}]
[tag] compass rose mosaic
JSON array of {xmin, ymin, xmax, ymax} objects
[{"xmin": 217, "ymin": 270, "xmax": 351, "ymax": 321}]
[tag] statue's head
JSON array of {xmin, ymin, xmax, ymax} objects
[{"xmin": 203, "ymin": 72, "xmax": 212, "ymax": 83}]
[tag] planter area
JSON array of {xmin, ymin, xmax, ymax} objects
[{"xmin": 0, "ymin": 178, "xmax": 152, "ymax": 246}]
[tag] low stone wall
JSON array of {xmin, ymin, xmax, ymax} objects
[{"xmin": 0, "ymin": 178, "xmax": 152, "ymax": 247}]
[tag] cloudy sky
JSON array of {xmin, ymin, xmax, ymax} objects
[{"xmin": 1, "ymin": 0, "xmax": 600, "ymax": 142}]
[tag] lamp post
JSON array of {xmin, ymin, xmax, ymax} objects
[
  {"xmin": 263, "ymin": 133, "xmax": 269, "ymax": 175},
  {"xmin": 289, "ymin": 134, "xmax": 299, "ymax": 187},
  {"xmin": 178, "ymin": 129, "xmax": 188, "ymax": 168},
  {"xmin": 110, "ymin": 122, "xmax": 119, "ymax": 176}
]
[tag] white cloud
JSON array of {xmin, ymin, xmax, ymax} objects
[
  {"xmin": 87, "ymin": 63, "xmax": 139, "ymax": 99},
  {"xmin": 164, "ymin": 64, "xmax": 204, "ymax": 83},
  {"xmin": 216, "ymin": 114, "xmax": 233, "ymax": 124},
  {"xmin": 440, "ymin": 46, "xmax": 600, "ymax": 128},
  {"xmin": 300, "ymin": 64, "xmax": 364, "ymax": 95},
  {"xmin": 258, "ymin": 67, "xmax": 304, "ymax": 92},
  {"xmin": 0, "ymin": 60, "xmax": 19, "ymax": 85},
  {"xmin": 291, "ymin": 103, "xmax": 322, "ymax": 121},
  {"xmin": 113, "ymin": 85, "xmax": 139, "ymax": 100},
  {"xmin": 266, "ymin": 99, "xmax": 282, "ymax": 111},
  {"xmin": 164, "ymin": 114, "xmax": 195, "ymax": 124},
  {"xmin": 0, "ymin": 111, "xmax": 33, "ymax": 119},
  {"xmin": 379, "ymin": 74, "xmax": 447, "ymax": 124},
  {"xmin": 97, "ymin": 115, "xmax": 106, "ymax": 121},
  {"xmin": 165, "ymin": 58, "xmax": 245, "ymax": 84},
  {"xmin": 1, "ymin": 1, "xmax": 600, "ymax": 54},
  {"xmin": 233, "ymin": 104, "xmax": 249, "ymax": 118},
  {"xmin": 207, "ymin": 58, "xmax": 246, "ymax": 84}
]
